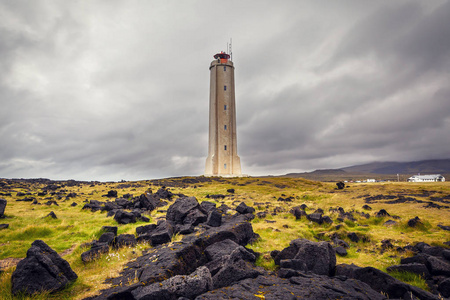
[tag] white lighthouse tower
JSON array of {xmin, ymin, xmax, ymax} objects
[{"xmin": 205, "ymin": 51, "xmax": 242, "ymax": 176}]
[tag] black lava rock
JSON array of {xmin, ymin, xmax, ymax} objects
[{"xmin": 11, "ymin": 240, "xmax": 77, "ymax": 295}]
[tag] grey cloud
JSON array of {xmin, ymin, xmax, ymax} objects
[{"xmin": 0, "ymin": 1, "xmax": 449, "ymax": 180}]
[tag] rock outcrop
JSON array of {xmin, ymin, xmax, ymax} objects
[
  {"xmin": 0, "ymin": 198, "xmax": 6, "ymax": 217},
  {"xmin": 11, "ymin": 240, "xmax": 77, "ymax": 295}
]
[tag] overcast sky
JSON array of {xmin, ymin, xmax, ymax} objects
[{"xmin": 1, "ymin": 1, "xmax": 449, "ymax": 181}]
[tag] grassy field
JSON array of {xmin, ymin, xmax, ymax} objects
[{"xmin": 0, "ymin": 177, "xmax": 449, "ymax": 299}]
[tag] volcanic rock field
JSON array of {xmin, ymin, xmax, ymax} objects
[{"xmin": 0, "ymin": 177, "xmax": 449, "ymax": 299}]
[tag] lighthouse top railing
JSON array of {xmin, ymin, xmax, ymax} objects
[{"xmin": 214, "ymin": 52, "xmax": 230, "ymax": 64}]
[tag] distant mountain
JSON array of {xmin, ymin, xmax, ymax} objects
[
  {"xmin": 281, "ymin": 159, "xmax": 450, "ymax": 181},
  {"xmin": 341, "ymin": 159, "xmax": 450, "ymax": 175}
]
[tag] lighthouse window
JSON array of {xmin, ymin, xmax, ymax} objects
[
  {"xmin": 224, "ymin": 145, "xmax": 227, "ymax": 150},
  {"xmin": 224, "ymin": 125, "xmax": 227, "ymax": 130},
  {"xmin": 224, "ymin": 105, "xmax": 227, "ymax": 110},
  {"xmin": 224, "ymin": 66, "xmax": 226, "ymax": 71},
  {"xmin": 224, "ymin": 85, "xmax": 227, "ymax": 91},
  {"xmin": 224, "ymin": 164, "xmax": 227, "ymax": 169}
]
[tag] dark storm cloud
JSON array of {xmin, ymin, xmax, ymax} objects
[{"xmin": 0, "ymin": 1, "xmax": 449, "ymax": 180}]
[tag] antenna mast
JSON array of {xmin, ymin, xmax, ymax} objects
[{"xmin": 229, "ymin": 38, "xmax": 232, "ymax": 60}]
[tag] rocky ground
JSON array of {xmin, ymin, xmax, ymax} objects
[{"xmin": 0, "ymin": 177, "xmax": 449, "ymax": 299}]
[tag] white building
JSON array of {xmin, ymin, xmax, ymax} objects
[{"xmin": 407, "ymin": 174, "xmax": 445, "ymax": 182}]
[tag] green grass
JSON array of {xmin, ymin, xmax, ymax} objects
[{"xmin": 387, "ymin": 270, "xmax": 430, "ymax": 292}]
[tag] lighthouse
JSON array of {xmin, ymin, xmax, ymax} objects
[{"xmin": 205, "ymin": 51, "xmax": 242, "ymax": 176}]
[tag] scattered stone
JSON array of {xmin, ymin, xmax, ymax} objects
[
  {"xmin": 227, "ymin": 188, "xmax": 235, "ymax": 193},
  {"xmin": 177, "ymin": 223, "xmax": 195, "ymax": 235},
  {"xmin": 427, "ymin": 256, "xmax": 450, "ymax": 276},
  {"xmin": 407, "ymin": 216, "xmax": 422, "ymax": 227},
  {"xmin": 131, "ymin": 266, "xmax": 212, "ymax": 300},
  {"xmin": 235, "ymin": 202, "xmax": 255, "ymax": 214},
  {"xmin": 322, "ymin": 215, "xmax": 333, "ymax": 224},
  {"xmin": 307, "ymin": 213, "xmax": 323, "ymax": 224},
  {"xmin": 362, "ymin": 204, "xmax": 372, "ymax": 210},
  {"xmin": 277, "ymin": 196, "xmax": 293, "ymax": 202},
  {"xmin": 98, "ymin": 232, "xmax": 115, "ymax": 245},
  {"xmin": 81, "ymin": 243, "xmax": 109, "ymax": 263},
  {"xmin": 314, "ymin": 208, "xmax": 324, "ymax": 214},
  {"xmin": 70, "ymin": 202, "xmax": 77, "ymax": 207},
  {"xmin": 11, "ymin": 240, "xmax": 77, "ymax": 295},
  {"xmin": 291, "ymin": 207, "xmax": 307, "ymax": 219},
  {"xmin": 437, "ymin": 224, "xmax": 450, "ymax": 231},
  {"xmin": 101, "ymin": 226, "xmax": 118, "ymax": 236},
  {"xmin": 204, "ymin": 239, "xmax": 254, "ymax": 262},
  {"xmin": 206, "ymin": 209, "xmax": 222, "ymax": 227},
  {"xmin": 45, "ymin": 211, "xmax": 57, "ymax": 219},
  {"xmin": 183, "ymin": 208, "xmax": 207, "ymax": 226},
  {"xmin": 335, "ymin": 264, "xmax": 438, "ymax": 300},
  {"xmin": 154, "ymin": 187, "xmax": 173, "ymax": 200},
  {"xmin": 381, "ymin": 239, "xmax": 394, "ymax": 250},
  {"xmin": 114, "ymin": 210, "xmax": 136, "ymax": 224},
  {"xmin": 200, "ymin": 201, "xmax": 216, "ymax": 213},
  {"xmin": 383, "ymin": 220, "xmax": 397, "ymax": 226},
  {"xmin": 333, "ymin": 238, "xmax": 349, "ymax": 248},
  {"xmin": 275, "ymin": 239, "xmax": 336, "ymax": 276},
  {"xmin": 375, "ymin": 209, "xmax": 390, "ymax": 217},
  {"xmin": 148, "ymin": 221, "xmax": 173, "ymax": 246},
  {"xmin": 255, "ymin": 211, "xmax": 267, "ymax": 219},
  {"xmin": 206, "ymin": 194, "xmax": 226, "ymax": 200},
  {"xmin": 336, "ymin": 182, "xmax": 345, "ymax": 189},
  {"xmin": 166, "ymin": 196, "xmax": 204, "ymax": 225},
  {"xmin": 211, "ymin": 247, "xmax": 261, "ymax": 289},
  {"xmin": 114, "ymin": 234, "xmax": 137, "ymax": 249},
  {"xmin": 0, "ymin": 224, "xmax": 9, "ymax": 229},
  {"xmin": 347, "ymin": 232, "xmax": 360, "ymax": 243},
  {"xmin": 105, "ymin": 190, "xmax": 118, "ymax": 198},
  {"xmin": 335, "ymin": 246, "xmax": 348, "ymax": 256}
]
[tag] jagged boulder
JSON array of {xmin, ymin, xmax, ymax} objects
[
  {"xmin": 206, "ymin": 209, "xmax": 222, "ymax": 227},
  {"xmin": 166, "ymin": 196, "xmax": 204, "ymax": 225},
  {"xmin": 235, "ymin": 202, "xmax": 255, "ymax": 214},
  {"xmin": 274, "ymin": 239, "xmax": 336, "ymax": 276},
  {"xmin": 114, "ymin": 210, "xmax": 136, "ymax": 224},
  {"xmin": 211, "ymin": 247, "xmax": 261, "ymax": 289},
  {"xmin": 131, "ymin": 266, "xmax": 212, "ymax": 300},
  {"xmin": 11, "ymin": 240, "xmax": 77, "ymax": 295},
  {"xmin": 154, "ymin": 187, "xmax": 173, "ymax": 200},
  {"xmin": 148, "ymin": 221, "xmax": 173, "ymax": 246},
  {"xmin": 200, "ymin": 201, "xmax": 217, "ymax": 213},
  {"xmin": 205, "ymin": 239, "xmax": 241, "ymax": 261}
]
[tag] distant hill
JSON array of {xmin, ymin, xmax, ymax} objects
[
  {"xmin": 281, "ymin": 159, "xmax": 450, "ymax": 181},
  {"xmin": 342, "ymin": 159, "xmax": 450, "ymax": 174}
]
